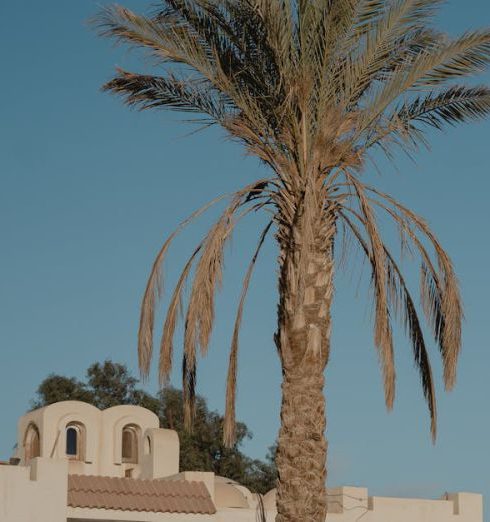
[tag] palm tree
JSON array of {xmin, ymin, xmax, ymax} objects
[{"xmin": 96, "ymin": 2, "xmax": 490, "ymax": 520}]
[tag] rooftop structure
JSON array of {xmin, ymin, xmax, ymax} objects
[{"xmin": 0, "ymin": 400, "xmax": 483, "ymax": 521}]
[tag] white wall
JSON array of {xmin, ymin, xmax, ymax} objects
[
  {"xmin": 67, "ymin": 509, "xmax": 215, "ymax": 521},
  {"xmin": 139, "ymin": 428, "xmax": 179, "ymax": 479},
  {"xmin": 0, "ymin": 458, "xmax": 67, "ymax": 522}
]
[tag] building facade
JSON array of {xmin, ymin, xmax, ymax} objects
[{"xmin": 0, "ymin": 401, "xmax": 483, "ymax": 522}]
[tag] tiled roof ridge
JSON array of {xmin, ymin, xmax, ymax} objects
[
  {"xmin": 69, "ymin": 475, "xmax": 209, "ymax": 497},
  {"xmin": 69, "ymin": 473, "xmax": 206, "ymax": 485},
  {"xmin": 67, "ymin": 474, "xmax": 216, "ymax": 515}
]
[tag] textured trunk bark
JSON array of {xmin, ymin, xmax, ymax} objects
[
  {"xmin": 275, "ymin": 209, "xmax": 335, "ymax": 522},
  {"xmin": 276, "ymin": 362, "xmax": 328, "ymax": 521}
]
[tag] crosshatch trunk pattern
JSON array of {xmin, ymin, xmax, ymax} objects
[{"xmin": 275, "ymin": 209, "xmax": 336, "ymax": 522}]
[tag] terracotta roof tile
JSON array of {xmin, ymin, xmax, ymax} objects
[{"xmin": 67, "ymin": 475, "xmax": 216, "ymax": 515}]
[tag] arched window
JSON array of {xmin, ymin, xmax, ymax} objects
[
  {"xmin": 66, "ymin": 423, "xmax": 84, "ymax": 460},
  {"xmin": 122, "ymin": 425, "xmax": 139, "ymax": 464},
  {"xmin": 24, "ymin": 424, "xmax": 40, "ymax": 464}
]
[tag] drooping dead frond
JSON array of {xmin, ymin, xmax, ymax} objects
[
  {"xmin": 340, "ymin": 209, "xmax": 437, "ymax": 440},
  {"xmin": 182, "ymin": 351, "xmax": 196, "ymax": 430},
  {"xmin": 185, "ymin": 193, "xmax": 266, "ymax": 357},
  {"xmin": 223, "ymin": 221, "xmax": 273, "ymax": 447},
  {"xmin": 138, "ymin": 179, "xmax": 273, "ymax": 385},
  {"xmin": 137, "ymin": 195, "xmax": 226, "ymax": 379},
  {"xmin": 364, "ymin": 186, "xmax": 462, "ymax": 389},
  {"xmin": 180, "ymin": 206, "xmax": 241, "ymax": 428},
  {"xmin": 344, "ymin": 173, "xmax": 396, "ymax": 409},
  {"xmin": 179, "ymin": 184, "xmax": 273, "ymax": 429},
  {"xmin": 181, "ymin": 205, "xmax": 237, "ymax": 406},
  {"xmin": 159, "ymin": 244, "xmax": 203, "ymax": 386}
]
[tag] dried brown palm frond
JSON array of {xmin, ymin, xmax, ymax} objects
[
  {"xmin": 138, "ymin": 179, "xmax": 274, "ymax": 382},
  {"xmin": 138, "ymin": 194, "xmax": 227, "ymax": 378},
  {"xmin": 158, "ymin": 243, "xmax": 203, "ymax": 386},
  {"xmin": 224, "ymin": 221, "xmax": 273, "ymax": 447},
  {"xmin": 182, "ymin": 198, "xmax": 271, "ymax": 429},
  {"xmin": 339, "ymin": 209, "xmax": 437, "ymax": 440},
  {"xmin": 185, "ymin": 192, "xmax": 270, "ymax": 355},
  {"xmin": 151, "ymin": 180, "xmax": 274, "ymax": 426},
  {"xmin": 343, "ymin": 172, "xmax": 395, "ymax": 409},
  {"xmin": 364, "ymin": 186, "xmax": 462, "ymax": 389},
  {"xmin": 337, "ymin": 171, "xmax": 462, "ymax": 395}
]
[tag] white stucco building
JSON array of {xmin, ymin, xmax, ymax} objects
[{"xmin": 0, "ymin": 401, "xmax": 483, "ymax": 521}]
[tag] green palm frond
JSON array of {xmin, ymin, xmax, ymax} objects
[
  {"xmin": 419, "ymin": 29, "xmax": 490, "ymax": 86},
  {"xmin": 402, "ymin": 85, "xmax": 490, "ymax": 128},
  {"xmin": 104, "ymin": 69, "xmax": 233, "ymax": 122},
  {"xmin": 359, "ymin": 29, "xmax": 490, "ymax": 133},
  {"xmin": 156, "ymin": 0, "xmax": 282, "ymax": 96},
  {"xmin": 353, "ymin": 0, "xmax": 442, "ymax": 75},
  {"xmin": 368, "ymin": 85, "xmax": 490, "ymax": 149},
  {"xmin": 97, "ymin": 5, "xmax": 213, "ymax": 70}
]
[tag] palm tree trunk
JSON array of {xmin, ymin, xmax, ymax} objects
[
  {"xmin": 276, "ymin": 363, "xmax": 328, "ymax": 521},
  {"xmin": 274, "ymin": 210, "xmax": 335, "ymax": 522}
]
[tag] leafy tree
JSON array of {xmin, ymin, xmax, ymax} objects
[
  {"xmin": 32, "ymin": 375, "xmax": 94, "ymax": 409},
  {"xmin": 240, "ymin": 445, "xmax": 278, "ymax": 495},
  {"xmin": 86, "ymin": 360, "xmax": 139, "ymax": 409},
  {"xmin": 95, "ymin": 2, "xmax": 490, "ymax": 519},
  {"xmin": 31, "ymin": 360, "xmax": 276, "ymax": 493}
]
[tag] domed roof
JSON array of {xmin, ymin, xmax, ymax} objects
[{"xmin": 214, "ymin": 476, "xmax": 251, "ymax": 508}]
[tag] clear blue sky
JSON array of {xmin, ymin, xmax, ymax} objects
[{"xmin": 1, "ymin": 0, "xmax": 489, "ymax": 517}]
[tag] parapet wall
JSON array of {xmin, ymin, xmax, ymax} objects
[
  {"xmin": 261, "ymin": 487, "xmax": 483, "ymax": 522},
  {"xmin": 324, "ymin": 487, "xmax": 482, "ymax": 522},
  {"xmin": 0, "ymin": 458, "xmax": 67, "ymax": 522},
  {"xmin": 0, "ymin": 459, "xmax": 483, "ymax": 522}
]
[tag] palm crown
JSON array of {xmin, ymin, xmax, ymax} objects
[{"xmin": 97, "ymin": 1, "xmax": 490, "ymax": 519}]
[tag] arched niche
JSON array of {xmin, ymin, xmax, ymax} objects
[
  {"xmin": 24, "ymin": 423, "xmax": 40, "ymax": 464},
  {"xmin": 121, "ymin": 424, "xmax": 140, "ymax": 464},
  {"xmin": 107, "ymin": 406, "xmax": 158, "ymax": 465}
]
